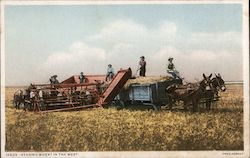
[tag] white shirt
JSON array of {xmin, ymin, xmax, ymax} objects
[
  {"xmin": 39, "ymin": 90, "xmax": 43, "ymax": 98},
  {"xmin": 107, "ymin": 67, "xmax": 114, "ymax": 74},
  {"xmin": 30, "ymin": 91, "xmax": 35, "ymax": 98}
]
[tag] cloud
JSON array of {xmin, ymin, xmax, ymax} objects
[
  {"xmin": 158, "ymin": 21, "xmax": 177, "ymax": 36},
  {"xmin": 186, "ymin": 31, "xmax": 242, "ymax": 52},
  {"xmin": 150, "ymin": 46, "xmax": 242, "ymax": 81},
  {"xmin": 88, "ymin": 19, "xmax": 177, "ymax": 49},
  {"xmin": 38, "ymin": 42, "xmax": 107, "ymax": 82},
  {"xmin": 86, "ymin": 19, "xmax": 179, "ymax": 75},
  {"xmin": 88, "ymin": 19, "xmax": 241, "ymax": 55},
  {"xmin": 90, "ymin": 20, "xmax": 147, "ymax": 42},
  {"xmin": 36, "ymin": 19, "xmax": 242, "ymax": 84}
]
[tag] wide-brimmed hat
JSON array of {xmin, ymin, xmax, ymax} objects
[{"xmin": 108, "ymin": 64, "xmax": 112, "ymax": 66}]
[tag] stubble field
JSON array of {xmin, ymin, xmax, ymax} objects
[{"xmin": 5, "ymin": 84, "xmax": 243, "ymax": 151}]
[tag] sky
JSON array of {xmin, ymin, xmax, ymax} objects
[{"xmin": 4, "ymin": 4, "xmax": 243, "ymax": 86}]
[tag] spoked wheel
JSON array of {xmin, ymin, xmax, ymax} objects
[{"xmin": 113, "ymin": 100, "xmax": 126, "ymax": 110}]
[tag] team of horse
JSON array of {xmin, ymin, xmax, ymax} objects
[
  {"xmin": 13, "ymin": 90, "xmax": 24, "ymax": 109},
  {"xmin": 165, "ymin": 73, "xmax": 226, "ymax": 112},
  {"xmin": 13, "ymin": 88, "xmax": 36, "ymax": 111}
]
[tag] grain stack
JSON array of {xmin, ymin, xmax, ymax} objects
[{"xmin": 124, "ymin": 76, "xmax": 172, "ymax": 89}]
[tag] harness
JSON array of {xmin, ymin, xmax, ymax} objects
[{"xmin": 213, "ymin": 77, "xmax": 224, "ymax": 91}]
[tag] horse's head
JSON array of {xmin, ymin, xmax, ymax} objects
[
  {"xmin": 200, "ymin": 73, "xmax": 213, "ymax": 92},
  {"xmin": 15, "ymin": 89, "xmax": 23, "ymax": 96},
  {"xmin": 212, "ymin": 73, "xmax": 226, "ymax": 92}
]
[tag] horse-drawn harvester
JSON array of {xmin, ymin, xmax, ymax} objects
[
  {"xmin": 14, "ymin": 68, "xmax": 131, "ymax": 112},
  {"xmin": 13, "ymin": 67, "xmax": 226, "ymax": 112}
]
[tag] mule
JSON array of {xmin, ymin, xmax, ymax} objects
[
  {"xmin": 13, "ymin": 90, "xmax": 24, "ymax": 109},
  {"xmin": 211, "ymin": 73, "xmax": 226, "ymax": 93},
  {"xmin": 204, "ymin": 73, "xmax": 226, "ymax": 110},
  {"xmin": 166, "ymin": 73, "xmax": 213, "ymax": 112}
]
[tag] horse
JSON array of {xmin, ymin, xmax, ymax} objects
[
  {"xmin": 211, "ymin": 73, "xmax": 226, "ymax": 93},
  {"xmin": 22, "ymin": 88, "xmax": 32, "ymax": 111},
  {"xmin": 13, "ymin": 90, "xmax": 24, "ymax": 109},
  {"xmin": 204, "ymin": 73, "xmax": 226, "ymax": 110},
  {"xmin": 166, "ymin": 73, "xmax": 213, "ymax": 112}
]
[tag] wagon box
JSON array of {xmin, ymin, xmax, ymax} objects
[
  {"xmin": 128, "ymin": 82, "xmax": 169, "ymax": 102},
  {"xmin": 116, "ymin": 79, "xmax": 179, "ymax": 110}
]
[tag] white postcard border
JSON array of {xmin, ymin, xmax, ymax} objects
[{"xmin": 1, "ymin": 0, "xmax": 249, "ymax": 158}]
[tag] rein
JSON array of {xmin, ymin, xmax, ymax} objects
[{"xmin": 214, "ymin": 77, "xmax": 224, "ymax": 91}]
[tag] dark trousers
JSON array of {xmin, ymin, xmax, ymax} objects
[
  {"xmin": 106, "ymin": 72, "xmax": 114, "ymax": 81},
  {"xmin": 139, "ymin": 68, "xmax": 146, "ymax": 77}
]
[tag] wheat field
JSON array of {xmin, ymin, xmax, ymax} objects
[{"xmin": 5, "ymin": 84, "xmax": 243, "ymax": 151}]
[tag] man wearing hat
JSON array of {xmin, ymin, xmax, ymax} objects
[
  {"xmin": 54, "ymin": 75, "xmax": 59, "ymax": 84},
  {"xmin": 106, "ymin": 64, "xmax": 114, "ymax": 81},
  {"xmin": 49, "ymin": 75, "xmax": 59, "ymax": 84},
  {"xmin": 139, "ymin": 56, "xmax": 146, "ymax": 77},
  {"xmin": 79, "ymin": 72, "xmax": 86, "ymax": 83},
  {"xmin": 167, "ymin": 57, "xmax": 181, "ymax": 79}
]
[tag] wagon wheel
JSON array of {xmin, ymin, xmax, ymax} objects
[
  {"xmin": 158, "ymin": 101, "xmax": 175, "ymax": 111},
  {"xmin": 144, "ymin": 103, "xmax": 161, "ymax": 111},
  {"xmin": 39, "ymin": 100, "xmax": 47, "ymax": 111},
  {"xmin": 113, "ymin": 100, "xmax": 126, "ymax": 110},
  {"xmin": 165, "ymin": 93, "xmax": 176, "ymax": 110},
  {"xmin": 153, "ymin": 104, "xmax": 161, "ymax": 111},
  {"xmin": 165, "ymin": 102, "xmax": 173, "ymax": 110}
]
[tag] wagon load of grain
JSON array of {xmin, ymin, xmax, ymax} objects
[{"xmin": 124, "ymin": 76, "xmax": 172, "ymax": 89}]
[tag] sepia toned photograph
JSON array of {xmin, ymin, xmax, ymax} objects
[{"xmin": 1, "ymin": 0, "xmax": 249, "ymax": 158}]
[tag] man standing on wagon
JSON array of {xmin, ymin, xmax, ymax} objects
[
  {"xmin": 49, "ymin": 75, "xmax": 59, "ymax": 84},
  {"xmin": 106, "ymin": 64, "xmax": 115, "ymax": 81},
  {"xmin": 79, "ymin": 72, "xmax": 86, "ymax": 83},
  {"xmin": 139, "ymin": 56, "xmax": 146, "ymax": 77},
  {"xmin": 167, "ymin": 57, "xmax": 181, "ymax": 80}
]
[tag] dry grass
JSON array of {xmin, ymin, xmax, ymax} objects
[
  {"xmin": 124, "ymin": 76, "xmax": 171, "ymax": 88},
  {"xmin": 5, "ymin": 84, "xmax": 243, "ymax": 151}
]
